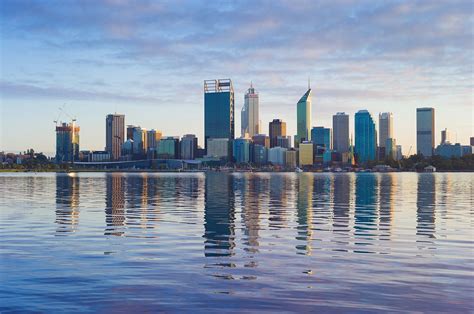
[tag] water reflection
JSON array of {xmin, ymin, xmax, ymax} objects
[
  {"xmin": 105, "ymin": 174, "xmax": 126, "ymax": 236},
  {"xmin": 296, "ymin": 173, "xmax": 313, "ymax": 255},
  {"xmin": 203, "ymin": 173, "xmax": 236, "ymax": 257},
  {"xmin": 379, "ymin": 173, "xmax": 394, "ymax": 239},
  {"xmin": 55, "ymin": 174, "xmax": 80, "ymax": 234},
  {"xmin": 416, "ymin": 174, "xmax": 436, "ymax": 241}
]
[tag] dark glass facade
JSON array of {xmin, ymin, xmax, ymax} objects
[
  {"xmin": 355, "ymin": 110, "xmax": 376, "ymax": 163},
  {"xmin": 204, "ymin": 79, "xmax": 234, "ymax": 151}
]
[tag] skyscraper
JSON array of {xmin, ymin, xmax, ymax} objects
[
  {"xmin": 269, "ymin": 119, "xmax": 287, "ymax": 148},
  {"xmin": 181, "ymin": 134, "xmax": 198, "ymax": 160},
  {"xmin": 106, "ymin": 114, "xmax": 125, "ymax": 161},
  {"xmin": 55, "ymin": 122, "xmax": 80, "ymax": 163},
  {"xmin": 311, "ymin": 127, "xmax": 332, "ymax": 150},
  {"xmin": 241, "ymin": 83, "xmax": 259, "ymax": 137},
  {"xmin": 296, "ymin": 86, "xmax": 312, "ymax": 146},
  {"xmin": 204, "ymin": 79, "xmax": 234, "ymax": 152},
  {"xmin": 355, "ymin": 110, "xmax": 376, "ymax": 163},
  {"xmin": 416, "ymin": 107, "xmax": 435, "ymax": 157},
  {"xmin": 333, "ymin": 112, "xmax": 349, "ymax": 153},
  {"xmin": 379, "ymin": 112, "xmax": 393, "ymax": 148},
  {"xmin": 441, "ymin": 128, "xmax": 450, "ymax": 144}
]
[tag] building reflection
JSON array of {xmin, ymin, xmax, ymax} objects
[
  {"xmin": 55, "ymin": 174, "xmax": 80, "ymax": 234},
  {"xmin": 416, "ymin": 173, "xmax": 436, "ymax": 240},
  {"xmin": 296, "ymin": 173, "xmax": 313, "ymax": 255},
  {"xmin": 354, "ymin": 174, "xmax": 377, "ymax": 250},
  {"xmin": 105, "ymin": 173, "xmax": 126, "ymax": 236},
  {"xmin": 204, "ymin": 173, "xmax": 236, "ymax": 257},
  {"xmin": 333, "ymin": 174, "xmax": 351, "ymax": 234},
  {"xmin": 268, "ymin": 175, "xmax": 291, "ymax": 229},
  {"xmin": 313, "ymin": 174, "xmax": 332, "ymax": 230},
  {"xmin": 379, "ymin": 174, "xmax": 394, "ymax": 239},
  {"xmin": 240, "ymin": 175, "xmax": 262, "ymax": 253}
]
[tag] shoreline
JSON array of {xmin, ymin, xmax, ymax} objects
[{"xmin": 1, "ymin": 169, "xmax": 472, "ymax": 173}]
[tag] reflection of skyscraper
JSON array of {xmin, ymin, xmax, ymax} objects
[
  {"xmin": 55, "ymin": 174, "xmax": 80, "ymax": 234},
  {"xmin": 268, "ymin": 174, "xmax": 291, "ymax": 229},
  {"xmin": 105, "ymin": 174, "xmax": 125, "ymax": 236},
  {"xmin": 416, "ymin": 174, "xmax": 436, "ymax": 240},
  {"xmin": 296, "ymin": 173, "xmax": 313, "ymax": 255},
  {"xmin": 333, "ymin": 174, "xmax": 351, "ymax": 233},
  {"xmin": 354, "ymin": 174, "xmax": 377, "ymax": 243},
  {"xmin": 240, "ymin": 175, "xmax": 261, "ymax": 253},
  {"xmin": 379, "ymin": 173, "xmax": 395, "ymax": 239},
  {"xmin": 204, "ymin": 173, "xmax": 235, "ymax": 257}
]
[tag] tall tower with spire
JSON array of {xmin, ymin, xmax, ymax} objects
[
  {"xmin": 241, "ymin": 82, "xmax": 259, "ymax": 137},
  {"xmin": 295, "ymin": 82, "xmax": 312, "ymax": 147}
]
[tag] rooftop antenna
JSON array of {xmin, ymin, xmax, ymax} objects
[
  {"xmin": 308, "ymin": 77, "xmax": 311, "ymax": 90},
  {"xmin": 250, "ymin": 81, "xmax": 253, "ymax": 89}
]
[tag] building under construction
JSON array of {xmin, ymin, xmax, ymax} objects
[{"xmin": 56, "ymin": 122, "xmax": 80, "ymax": 163}]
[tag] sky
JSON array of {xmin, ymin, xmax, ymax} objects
[{"xmin": 0, "ymin": 0, "xmax": 473, "ymax": 155}]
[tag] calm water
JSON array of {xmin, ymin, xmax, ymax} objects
[{"xmin": 0, "ymin": 172, "xmax": 473, "ymax": 313}]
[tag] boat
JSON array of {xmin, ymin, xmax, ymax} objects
[{"xmin": 295, "ymin": 167, "xmax": 303, "ymax": 173}]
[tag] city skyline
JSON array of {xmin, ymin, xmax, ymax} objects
[{"xmin": 1, "ymin": 1, "xmax": 472, "ymax": 154}]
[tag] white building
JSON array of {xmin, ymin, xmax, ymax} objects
[
  {"xmin": 241, "ymin": 83, "xmax": 259, "ymax": 137},
  {"xmin": 379, "ymin": 112, "xmax": 393, "ymax": 148}
]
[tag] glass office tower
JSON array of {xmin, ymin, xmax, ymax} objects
[
  {"xmin": 417, "ymin": 108, "xmax": 435, "ymax": 157},
  {"xmin": 355, "ymin": 110, "xmax": 376, "ymax": 163},
  {"xmin": 204, "ymin": 79, "xmax": 234, "ymax": 152},
  {"xmin": 106, "ymin": 114, "xmax": 125, "ymax": 161},
  {"xmin": 332, "ymin": 112, "xmax": 349, "ymax": 153},
  {"xmin": 311, "ymin": 127, "xmax": 332, "ymax": 150},
  {"xmin": 296, "ymin": 88, "xmax": 312, "ymax": 146},
  {"xmin": 56, "ymin": 122, "xmax": 80, "ymax": 163}
]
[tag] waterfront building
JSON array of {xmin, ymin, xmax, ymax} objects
[
  {"xmin": 55, "ymin": 122, "xmax": 80, "ymax": 163},
  {"xmin": 355, "ymin": 110, "xmax": 376, "ymax": 163},
  {"xmin": 180, "ymin": 134, "xmax": 198, "ymax": 160},
  {"xmin": 323, "ymin": 150, "xmax": 332, "ymax": 165},
  {"xmin": 146, "ymin": 129, "xmax": 162, "ymax": 154},
  {"xmin": 296, "ymin": 87, "xmax": 312, "ymax": 146},
  {"xmin": 471, "ymin": 137, "xmax": 474, "ymax": 146},
  {"xmin": 157, "ymin": 137, "xmax": 180, "ymax": 159},
  {"xmin": 333, "ymin": 112, "xmax": 349, "ymax": 153},
  {"xmin": 105, "ymin": 114, "xmax": 125, "ymax": 161},
  {"xmin": 206, "ymin": 138, "xmax": 230, "ymax": 160},
  {"xmin": 122, "ymin": 139, "xmax": 134, "ymax": 159},
  {"xmin": 441, "ymin": 128, "xmax": 450, "ymax": 144},
  {"xmin": 241, "ymin": 83, "xmax": 259, "ymax": 137},
  {"xmin": 276, "ymin": 136, "xmax": 291, "ymax": 149},
  {"xmin": 416, "ymin": 107, "xmax": 435, "ymax": 157},
  {"xmin": 253, "ymin": 144, "xmax": 268, "ymax": 165},
  {"xmin": 385, "ymin": 138, "xmax": 396, "ymax": 160},
  {"xmin": 268, "ymin": 147, "xmax": 287, "ymax": 166},
  {"xmin": 299, "ymin": 142, "xmax": 314, "ymax": 166},
  {"xmin": 233, "ymin": 138, "xmax": 251, "ymax": 164},
  {"xmin": 252, "ymin": 134, "xmax": 270, "ymax": 148},
  {"xmin": 90, "ymin": 151, "xmax": 111, "ymax": 162},
  {"xmin": 462, "ymin": 145, "xmax": 473, "ymax": 156},
  {"xmin": 132, "ymin": 127, "xmax": 147, "ymax": 156},
  {"xmin": 204, "ymin": 79, "xmax": 234, "ymax": 152},
  {"xmin": 379, "ymin": 112, "xmax": 393, "ymax": 148},
  {"xmin": 126, "ymin": 125, "xmax": 136, "ymax": 140},
  {"xmin": 435, "ymin": 143, "xmax": 463, "ymax": 158},
  {"xmin": 396, "ymin": 145, "xmax": 403, "ymax": 161},
  {"xmin": 311, "ymin": 127, "xmax": 332, "ymax": 150},
  {"xmin": 285, "ymin": 149, "xmax": 297, "ymax": 168},
  {"xmin": 269, "ymin": 119, "xmax": 287, "ymax": 148}
]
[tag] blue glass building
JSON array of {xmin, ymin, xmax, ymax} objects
[
  {"xmin": 233, "ymin": 138, "xmax": 250, "ymax": 164},
  {"xmin": 354, "ymin": 110, "xmax": 376, "ymax": 163},
  {"xmin": 204, "ymin": 79, "xmax": 234, "ymax": 152},
  {"xmin": 311, "ymin": 127, "xmax": 332, "ymax": 149}
]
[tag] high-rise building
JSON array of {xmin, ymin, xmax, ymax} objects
[
  {"xmin": 269, "ymin": 119, "xmax": 287, "ymax": 148},
  {"xmin": 204, "ymin": 79, "xmax": 234, "ymax": 152},
  {"xmin": 106, "ymin": 114, "xmax": 125, "ymax": 161},
  {"xmin": 241, "ymin": 83, "xmax": 259, "ymax": 137},
  {"xmin": 253, "ymin": 144, "xmax": 268, "ymax": 164},
  {"xmin": 146, "ymin": 129, "xmax": 162, "ymax": 151},
  {"xmin": 416, "ymin": 107, "xmax": 435, "ymax": 157},
  {"xmin": 131, "ymin": 126, "xmax": 146, "ymax": 156},
  {"xmin": 296, "ymin": 86, "xmax": 312, "ymax": 146},
  {"xmin": 126, "ymin": 125, "xmax": 136, "ymax": 140},
  {"xmin": 311, "ymin": 127, "xmax": 332, "ymax": 150},
  {"xmin": 332, "ymin": 112, "xmax": 349, "ymax": 153},
  {"xmin": 268, "ymin": 147, "xmax": 287, "ymax": 165},
  {"xmin": 55, "ymin": 122, "xmax": 80, "ymax": 163},
  {"xmin": 355, "ymin": 110, "xmax": 376, "ymax": 163},
  {"xmin": 180, "ymin": 134, "xmax": 198, "ymax": 160},
  {"xmin": 157, "ymin": 137, "xmax": 180, "ymax": 159},
  {"xmin": 276, "ymin": 136, "xmax": 291, "ymax": 149},
  {"xmin": 285, "ymin": 149, "xmax": 297, "ymax": 168},
  {"xmin": 441, "ymin": 128, "xmax": 450, "ymax": 144},
  {"xmin": 233, "ymin": 138, "xmax": 251, "ymax": 164},
  {"xmin": 470, "ymin": 137, "xmax": 474, "ymax": 146},
  {"xmin": 378, "ymin": 112, "xmax": 393, "ymax": 148},
  {"xmin": 299, "ymin": 142, "xmax": 314, "ymax": 166},
  {"xmin": 252, "ymin": 134, "xmax": 270, "ymax": 148},
  {"xmin": 385, "ymin": 138, "xmax": 396, "ymax": 160}
]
